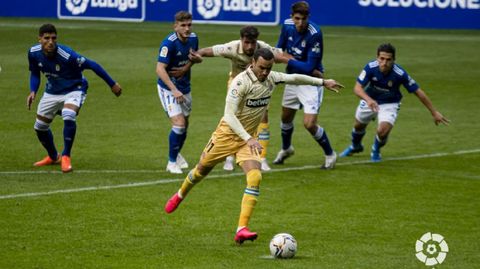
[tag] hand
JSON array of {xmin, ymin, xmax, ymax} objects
[
  {"xmin": 432, "ymin": 111, "xmax": 450, "ymax": 125},
  {"xmin": 168, "ymin": 66, "xmax": 188, "ymax": 78},
  {"xmin": 111, "ymin": 82, "xmax": 122, "ymax": 97},
  {"xmin": 172, "ymin": 89, "xmax": 185, "ymax": 103},
  {"xmin": 189, "ymin": 49, "xmax": 203, "ymax": 63},
  {"xmin": 366, "ymin": 99, "xmax": 379, "ymax": 113},
  {"xmin": 323, "ymin": 79, "xmax": 344, "ymax": 93},
  {"xmin": 247, "ymin": 138, "xmax": 263, "ymax": 156},
  {"xmin": 27, "ymin": 92, "xmax": 36, "ymax": 110}
]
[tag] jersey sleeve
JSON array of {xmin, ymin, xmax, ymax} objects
[
  {"xmin": 192, "ymin": 34, "xmax": 199, "ymax": 51},
  {"xmin": 157, "ymin": 40, "xmax": 173, "ymax": 65},
  {"xmin": 66, "ymin": 48, "xmax": 116, "ymax": 87},
  {"xmin": 307, "ymin": 33, "xmax": 323, "ymax": 61},
  {"xmin": 286, "ymin": 33, "xmax": 323, "ymax": 74},
  {"xmin": 224, "ymin": 77, "xmax": 251, "ymax": 141},
  {"xmin": 212, "ymin": 41, "xmax": 237, "ymax": 58},
  {"xmin": 357, "ymin": 64, "xmax": 372, "ymax": 86},
  {"xmin": 276, "ymin": 24, "xmax": 287, "ymax": 49},
  {"xmin": 402, "ymin": 71, "xmax": 420, "ymax": 93},
  {"xmin": 270, "ymin": 71, "xmax": 323, "ymax": 86},
  {"xmin": 257, "ymin": 40, "xmax": 282, "ymax": 54},
  {"xmin": 28, "ymin": 51, "xmax": 40, "ymax": 73}
]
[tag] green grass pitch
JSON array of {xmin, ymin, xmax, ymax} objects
[{"xmin": 0, "ymin": 18, "xmax": 479, "ymax": 268}]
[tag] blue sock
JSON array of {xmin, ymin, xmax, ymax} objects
[
  {"xmin": 313, "ymin": 126, "xmax": 333, "ymax": 155},
  {"xmin": 178, "ymin": 130, "xmax": 187, "ymax": 152},
  {"xmin": 280, "ymin": 122, "xmax": 294, "ymax": 150},
  {"xmin": 169, "ymin": 126, "xmax": 186, "ymax": 162},
  {"xmin": 372, "ymin": 135, "xmax": 387, "ymax": 153},
  {"xmin": 36, "ymin": 129, "xmax": 58, "ymax": 160},
  {"xmin": 351, "ymin": 129, "xmax": 366, "ymax": 147},
  {"xmin": 62, "ymin": 120, "xmax": 76, "ymax": 156}
]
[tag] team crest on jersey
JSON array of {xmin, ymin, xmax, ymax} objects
[
  {"xmin": 55, "ymin": 64, "xmax": 60, "ymax": 71},
  {"xmin": 246, "ymin": 97, "xmax": 270, "ymax": 107},
  {"xmin": 301, "ymin": 40, "xmax": 306, "ymax": 47},
  {"xmin": 160, "ymin": 46, "xmax": 168, "ymax": 58},
  {"xmin": 388, "ymin": 80, "xmax": 393, "ymax": 87}
]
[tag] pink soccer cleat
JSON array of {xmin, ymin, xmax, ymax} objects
[
  {"xmin": 234, "ymin": 227, "xmax": 258, "ymax": 244},
  {"xmin": 165, "ymin": 192, "xmax": 183, "ymax": 214}
]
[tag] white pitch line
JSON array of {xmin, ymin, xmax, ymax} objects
[{"xmin": 0, "ymin": 148, "xmax": 479, "ymax": 200}]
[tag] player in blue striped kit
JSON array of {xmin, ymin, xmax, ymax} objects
[
  {"xmin": 156, "ymin": 11, "xmax": 200, "ymax": 174},
  {"xmin": 27, "ymin": 23, "xmax": 122, "ymax": 173},
  {"xmin": 273, "ymin": 1, "xmax": 338, "ymax": 169},
  {"xmin": 339, "ymin": 43, "xmax": 449, "ymax": 162}
]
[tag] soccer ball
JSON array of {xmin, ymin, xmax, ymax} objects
[{"xmin": 269, "ymin": 233, "xmax": 297, "ymax": 259}]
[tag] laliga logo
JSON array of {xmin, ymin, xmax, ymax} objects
[
  {"xmin": 197, "ymin": 0, "xmax": 272, "ymax": 19},
  {"xmin": 66, "ymin": 0, "xmax": 89, "ymax": 15},
  {"xmin": 197, "ymin": 0, "xmax": 222, "ymax": 19},
  {"xmin": 65, "ymin": 0, "xmax": 138, "ymax": 14},
  {"xmin": 415, "ymin": 232, "xmax": 449, "ymax": 267}
]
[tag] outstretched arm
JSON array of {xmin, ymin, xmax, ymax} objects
[
  {"xmin": 414, "ymin": 88, "xmax": 450, "ymax": 125},
  {"xmin": 82, "ymin": 58, "xmax": 121, "ymax": 97},
  {"xmin": 280, "ymin": 73, "xmax": 344, "ymax": 93}
]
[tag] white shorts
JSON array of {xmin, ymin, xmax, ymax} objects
[
  {"xmin": 281, "ymin": 84, "xmax": 323, "ymax": 114},
  {"xmin": 157, "ymin": 84, "xmax": 192, "ymax": 118},
  {"xmin": 37, "ymin": 91, "xmax": 86, "ymax": 119},
  {"xmin": 355, "ymin": 100, "xmax": 400, "ymax": 126}
]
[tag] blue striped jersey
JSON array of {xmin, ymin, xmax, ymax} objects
[
  {"xmin": 157, "ymin": 32, "xmax": 199, "ymax": 94},
  {"xmin": 357, "ymin": 60, "xmax": 420, "ymax": 104}
]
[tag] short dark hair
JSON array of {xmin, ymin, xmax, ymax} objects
[
  {"xmin": 39, "ymin": 23, "xmax": 57, "ymax": 36},
  {"xmin": 377, "ymin": 43, "xmax": 396, "ymax": 59},
  {"xmin": 175, "ymin": 11, "xmax": 192, "ymax": 22},
  {"xmin": 253, "ymin": 48, "xmax": 274, "ymax": 61},
  {"xmin": 291, "ymin": 1, "xmax": 310, "ymax": 16},
  {"xmin": 240, "ymin": 25, "xmax": 259, "ymax": 40}
]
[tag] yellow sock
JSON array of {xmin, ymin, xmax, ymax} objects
[
  {"xmin": 179, "ymin": 166, "xmax": 205, "ymax": 198},
  {"xmin": 238, "ymin": 169, "xmax": 262, "ymax": 228},
  {"xmin": 257, "ymin": 122, "xmax": 269, "ymax": 159}
]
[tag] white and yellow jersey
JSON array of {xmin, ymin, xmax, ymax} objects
[
  {"xmin": 212, "ymin": 40, "xmax": 279, "ymax": 80},
  {"xmin": 217, "ymin": 67, "xmax": 324, "ymax": 141}
]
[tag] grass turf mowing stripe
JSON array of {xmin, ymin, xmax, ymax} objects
[{"xmin": 1, "ymin": 148, "xmax": 479, "ymax": 200}]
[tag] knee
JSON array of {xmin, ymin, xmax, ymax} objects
[
  {"xmin": 62, "ymin": 108, "xmax": 77, "ymax": 121},
  {"xmin": 34, "ymin": 119, "xmax": 50, "ymax": 131},
  {"xmin": 246, "ymin": 169, "xmax": 262, "ymax": 188},
  {"xmin": 303, "ymin": 120, "xmax": 317, "ymax": 133}
]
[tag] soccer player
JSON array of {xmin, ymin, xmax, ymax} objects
[
  {"xmin": 164, "ymin": 48, "xmax": 343, "ymax": 244},
  {"xmin": 193, "ymin": 25, "xmax": 280, "ymax": 172},
  {"xmin": 339, "ymin": 43, "xmax": 450, "ymax": 162},
  {"xmin": 156, "ymin": 11, "xmax": 199, "ymax": 174},
  {"xmin": 273, "ymin": 1, "xmax": 338, "ymax": 169},
  {"xmin": 27, "ymin": 23, "xmax": 122, "ymax": 173}
]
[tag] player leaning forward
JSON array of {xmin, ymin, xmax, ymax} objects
[
  {"xmin": 164, "ymin": 48, "xmax": 343, "ymax": 244},
  {"xmin": 27, "ymin": 23, "xmax": 122, "ymax": 173}
]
